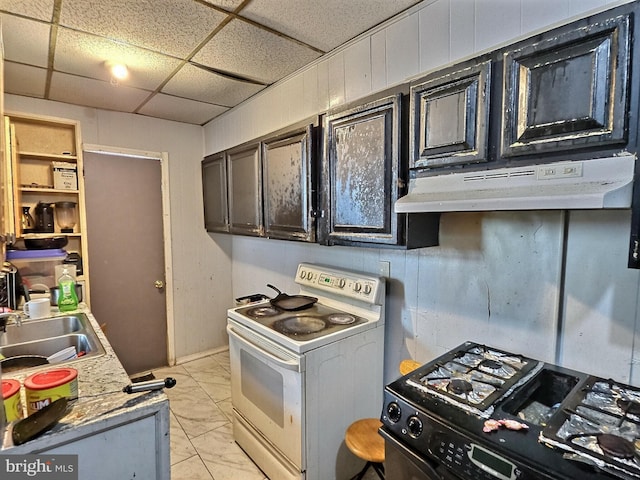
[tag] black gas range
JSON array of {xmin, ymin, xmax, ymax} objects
[{"xmin": 381, "ymin": 342, "xmax": 640, "ymax": 480}]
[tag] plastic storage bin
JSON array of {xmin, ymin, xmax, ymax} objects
[{"xmin": 6, "ymin": 249, "xmax": 68, "ymax": 289}]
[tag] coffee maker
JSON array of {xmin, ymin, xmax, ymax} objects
[{"xmin": 34, "ymin": 202, "xmax": 55, "ymax": 233}]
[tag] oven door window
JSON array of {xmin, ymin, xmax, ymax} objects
[
  {"xmin": 228, "ymin": 323, "xmax": 304, "ymax": 468},
  {"xmin": 241, "ymin": 349, "xmax": 286, "ymax": 427}
]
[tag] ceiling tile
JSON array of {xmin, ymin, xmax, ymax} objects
[
  {"xmin": 162, "ymin": 63, "xmax": 265, "ymax": 107},
  {"xmin": 54, "ymin": 28, "xmax": 183, "ymax": 91},
  {"xmin": 2, "ymin": 0, "xmax": 421, "ymax": 125},
  {"xmin": 49, "ymin": 72, "xmax": 151, "ymax": 112},
  {"xmin": 240, "ymin": 0, "xmax": 421, "ymax": 52},
  {"xmin": 200, "ymin": 0, "xmax": 244, "ymax": 12},
  {"xmin": 193, "ymin": 18, "xmax": 321, "ymax": 84},
  {"xmin": 1, "ymin": 14, "xmax": 50, "ymax": 66},
  {"xmin": 1, "ymin": 0, "xmax": 54, "ymax": 21},
  {"xmin": 58, "ymin": 0, "xmax": 228, "ymax": 58},
  {"xmin": 4, "ymin": 62, "xmax": 47, "ymax": 97},
  {"xmin": 138, "ymin": 93, "xmax": 229, "ymax": 125}
]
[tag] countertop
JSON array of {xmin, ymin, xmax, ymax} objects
[{"xmin": 0, "ymin": 305, "xmax": 169, "ymax": 453}]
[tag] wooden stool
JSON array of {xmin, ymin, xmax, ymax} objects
[
  {"xmin": 399, "ymin": 359, "xmax": 421, "ymax": 375},
  {"xmin": 345, "ymin": 418, "xmax": 385, "ymax": 480}
]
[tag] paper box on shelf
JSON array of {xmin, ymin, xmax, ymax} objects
[{"xmin": 52, "ymin": 161, "xmax": 77, "ymax": 190}]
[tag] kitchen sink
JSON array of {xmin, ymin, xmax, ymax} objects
[
  {"xmin": 0, "ymin": 315, "xmax": 84, "ymax": 346},
  {"xmin": 0, "ymin": 314, "xmax": 105, "ymax": 369},
  {"xmin": 0, "ymin": 334, "xmax": 104, "ymax": 359}
]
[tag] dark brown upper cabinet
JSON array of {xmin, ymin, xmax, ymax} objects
[
  {"xmin": 262, "ymin": 124, "xmax": 316, "ymax": 242},
  {"xmin": 501, "ymin": 12, "xmax": 631, "ymax": 158},
  {"xmin": 202, "ymin": 152, "xmax": 229, "ymax": 233},
  {"xmin": 320, "ymin": 91, "xmax": 439, "ymax": 248},
  {"xmin": 410, "ymin": 59, "xmax": 491, "ymax": 169},
  {"xmin": 228, "ymin": 143, "xmax": 263, "ymax": 237}
]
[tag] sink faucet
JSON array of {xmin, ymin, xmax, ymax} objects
[{"xmin": 0, "ymin": 312, "xmax": 22, "ymax": 333}]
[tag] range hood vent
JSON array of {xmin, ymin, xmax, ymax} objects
[{"xmin": 395, "ymin": 155, "xmax": 636, "ymax": 213}]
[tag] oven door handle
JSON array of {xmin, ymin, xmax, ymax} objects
[{"xmin": 227, "ymin": 324, "xmax": 303, "ymax": 372}]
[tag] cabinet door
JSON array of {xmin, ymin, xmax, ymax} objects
[
  {"xmin": 1, "ymin": 118, "xmax": 17, "ymax": 241},
  {"xmin": 410, "ymin": 59, "xmax": 491, "ymax": 169},
  {"xmin": 202, "ymin": 153, "xmax": 229, "ymax": 233},
  {"xmin": 228, "ymin": 144, "xmax": 263, "ymax": 236},
  {"xmin": 502, "ymin": 13, "xmax": 630, "ymax": 157},
  {"xmin": 322, "ymin": 94, "xmax": 402, "ymax": 246},
  {"xmin": 262, "ymin": 125, "xmax": 315, "ymax": 242}
]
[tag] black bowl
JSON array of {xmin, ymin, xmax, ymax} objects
[{"xmin": 24, "ymin": 236, "xmax": 68, "ymax": 249}]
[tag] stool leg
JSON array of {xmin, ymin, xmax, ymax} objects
[
  {"xmin": 372, "ymin": 462, "xmax": 385, "ymax": 479},
  {"xmin": 349, "ymin": 461, "xmax": 385, "ymax": 480},
  {"xmin": 349, "ymin": 461, "xmax": 372, "ymax": 480}
]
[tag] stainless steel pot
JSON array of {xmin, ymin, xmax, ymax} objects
[{"xmin": 49, "ymin": 284, "xmax": 82, "ymax": 306}]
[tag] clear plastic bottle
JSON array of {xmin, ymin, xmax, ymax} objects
[{"xmin": 57, "ymin": 266, "xmax": 78, "ymax": 312}]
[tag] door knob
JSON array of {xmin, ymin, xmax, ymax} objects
[{"xmin": 154, "ymin": 280, "xmax": 164, "ymax": 289}]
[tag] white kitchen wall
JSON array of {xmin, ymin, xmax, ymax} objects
[
  {"xmin": 204, "ymin": 0, "xmax": 640, "ymax": 384},
  {"xmin": 4, "ymin": 93, "xmax": 234, "ymax": 364}
]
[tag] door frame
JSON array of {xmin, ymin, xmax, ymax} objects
[{"xmin": 83, "ymin": 143, "xmax": 175, "ymax": 366}]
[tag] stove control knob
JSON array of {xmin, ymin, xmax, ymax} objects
[
  {"xmin": 354, "ymin": 282, "xmax": 362, "ymax": 292},
  {"xmin": 386, "ymin": 402, "xmax": 401, "ymax": 423},
  {"xmin": 407, "ymin": 415, "xmax": 423, "ymax": 438},
  {"xmin": 363, "ymin": 284, "xmax": 372, "ymax": 295},
  {"xmin": 338, "ymin": 278, "xmax": 346, "ymax": 288},
  {"xmin": 300, "ymin": 270, "xmax": 307, "ymax": 280}
]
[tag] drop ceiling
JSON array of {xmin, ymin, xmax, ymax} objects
[{"xmin": 1, "ymin": 0, "xmax": 421, "ymax": 125}]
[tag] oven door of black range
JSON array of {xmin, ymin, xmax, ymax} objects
[{"xmin": 381, "ymin": 427, "xmax": 460, "ymax": 480}]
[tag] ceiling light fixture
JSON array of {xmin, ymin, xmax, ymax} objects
[{"xmin": 107, "ymin": 62, "xmax": 128, "ymax": 86}]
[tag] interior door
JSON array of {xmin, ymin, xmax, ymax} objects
[{"xmin": 83, "ymin": 151, "xmax": 167, "ymax": 374}]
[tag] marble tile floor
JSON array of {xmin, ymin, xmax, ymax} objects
[{"xmin": 153, "ymin": 350, "xmax": 380, "ymax": 480}]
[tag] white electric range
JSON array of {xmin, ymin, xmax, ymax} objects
[{"xmin": 227, "ymin": 263, "xmax": 386, "ymax": 480}]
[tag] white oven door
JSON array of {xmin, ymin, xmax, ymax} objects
[{"xmin": 227, "ymin": 319, "xmax": 304, "ymax": 470}]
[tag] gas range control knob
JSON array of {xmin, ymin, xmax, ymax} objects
[
  {"xmin": 353, "ymin": 282, "xmax": 362, "ymax": 292},
  {"xmin": 363, "ymin": 284, "xmax": 372, "ymax": 295},
  {"xmin": 338, "ymin": 278, "xmax": 346, "ymax": 288},
  {"xmin": 386, "ymin": 402, "xmax": 401, "ymax": 423},
  {"xmin": 407, "ymin": 415, "xmax": 423, "ymax": 438},
  {"xmin": 300, "ymin": 270, "xmax": 307, "ymax": 280}
]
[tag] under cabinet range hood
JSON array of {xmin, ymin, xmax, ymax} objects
[{"xmin": 395, "ymin": 155, "xmax": 636, "ymax": 213}]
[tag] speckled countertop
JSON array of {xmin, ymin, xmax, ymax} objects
[{"xmin": 0, "ymin": 305, "xmax": 169, "ymax": 453}]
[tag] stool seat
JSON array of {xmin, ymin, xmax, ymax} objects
[
  {"xmin": 345, "ymin": 418, "xmax": 385, "ymax": 479},
  {"xmin": 399, "ymin": 359, "xmax": 421, "ymax": 376}
]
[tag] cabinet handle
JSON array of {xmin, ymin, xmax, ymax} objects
[{"xmin": 154, "ymin": 280, "xmax": 164, "ymax": 289}]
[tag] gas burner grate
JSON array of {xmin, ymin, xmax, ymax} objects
[
  {"xmin": 543, "ymin": 379, "xmax": 640, "ymax": 479},
  {"xmin": 422, "ymin": 362, "xmax": 504, "ymax": 405},
  {"xmin": 404, "ymin": 343, "xmax": 542, "ymax": 416}
]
